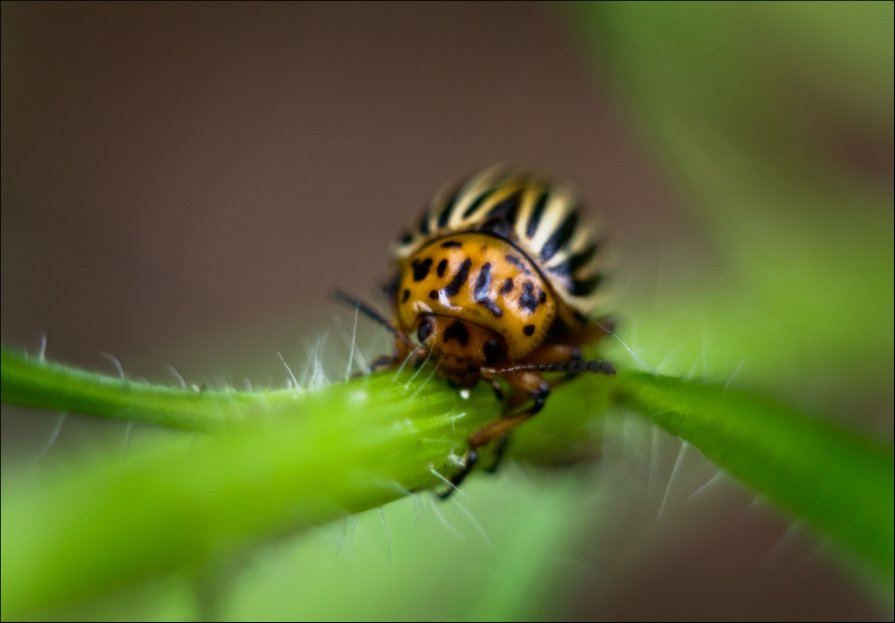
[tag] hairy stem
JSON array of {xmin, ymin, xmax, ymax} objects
[{"xmin": 1, "ymin": 348, "xmax": 891, "ymax": 617}]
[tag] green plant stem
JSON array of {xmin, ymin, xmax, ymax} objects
[
  {"xmin": 1, "ymin": 348, "xmax": 892, "ymax": 617},
  {"xmin": 1, "ymin": 347, "xmax": 264, "ymax": 430},
  {"xmin": 0, "ymin": 363, "xmax": 504, "ymax": 619},
  {"xmin": 0, "ymin": 347, "xmax": 610, "ymax": 619},
  {"xmin": 616, "ymin": 373, "xmax": 894, "ymax": 586}
]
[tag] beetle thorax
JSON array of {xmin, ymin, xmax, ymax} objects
[{"xmin": 394, "ymin": 233, "xmax": 557, "ymax": 361}]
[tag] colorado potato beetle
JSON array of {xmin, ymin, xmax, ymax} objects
[{"xmin": 337, "ymin": 165, "xmax": 615, "ymax": 496}]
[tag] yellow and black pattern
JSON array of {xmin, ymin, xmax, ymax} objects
[
  {"xmin": 394, "ymin": 232, "xmax": 557, "ymax": 360},
  {"xmin": 392, "ymin": 166, "xmax": 604, "ymax": 322}
]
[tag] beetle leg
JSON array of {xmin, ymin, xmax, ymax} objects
[
  {"xmin": 436, "ymin": 447, "xmax": 479, "ymax": 499},
  {"xmin": 517, "ymin": 342, "xmax": 583, "ymax": 380},
  {"xmin": 479, "ymin": 367, "xmax": 505, "ymax": 402},
  {"xmin": 439, "ymin": 371, "xmax": 549, "ymax": 498},
  {"xmin": 484, "ymin": 434, "xmax": 510, "ymax": 473},
  {"xmin": 470, "ymin": 371, "xmax": 549, "ymax": 446},
  {"xmin": 487, "ymin": 378, "xmax": 504, "ymax": 401},
  {"xmin": 519, "ymin": 343, "xmax": 581, "ymax": 366},
  {"xmin": 368, "ymin": 355, "xmax": 397, "ymax": 372},
  {"xmin": 477, "ymin": 373, "xmax": 510, "ymax": 473}
]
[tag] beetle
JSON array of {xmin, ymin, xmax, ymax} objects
[{"xmin": 336, "ymin": 165, "xmax": 615, "ymax": 496}]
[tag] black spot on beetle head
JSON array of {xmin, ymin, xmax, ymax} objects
[
  {"xmin": 442, "ymin": 320, "xmax": 470, "ymax": 346},
  {"xmin": 523, "ymin": 324, "xmax": 536, "ymax": 336},
  {"xmin": 417, "ymin": 317, "xmax": 434, "ymax": 343}
]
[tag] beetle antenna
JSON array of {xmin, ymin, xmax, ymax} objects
[
  {"xmin": 333, "ymin": 290, "xmax": 414, "ymax": 347},
  {"xmin": 491, "ymin": 360, "xmax": 616, "ymax": 375}
]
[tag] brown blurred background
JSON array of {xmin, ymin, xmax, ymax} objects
[
  {"xmin": 1, "ymin": 2, "xmax": 681, "ymax": 368},
  {"xmin": 1, "ymin": 3, "xmax": 886, "ymax": 620}
]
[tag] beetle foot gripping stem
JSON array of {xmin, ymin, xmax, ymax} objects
[
  {"xmin": 437, "ymin": 449, "xmax": 479, "ymax": 500},
  {"xmin": 435, "ymin": 360, "xmax": 614, "ymax": 499}
]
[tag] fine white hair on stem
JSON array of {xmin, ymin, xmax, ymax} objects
[
  {"xmin": 647, "ymin": 425, "xmax": 660, "ymax": 498},
  {"xmin": 427, "ymin": 494, "xmax": 467, "ymax": 543},
  {"xmin": 402, "ymin": 348, "xmax": 432, "ymax": 386},
  {"xmin": 408, "ymin": 361, "xmax": 440, "ymax": 399},
  {"xmin": 658, "ymin": 440, "xmax": 689, "ymax": 519},
  {"xmin": 377, "ymin": 507, "xmax": 392, "ymax": 566},
  {"xmin": 450, "ymin": 495, "xmax": 494, "ymax": 547},
  {"xmin": 340, "ymin": 310, "xmax": 383, "ymax": 371},
  {"xmin": 345, "ymin": 304, "xmax": 360, "ymax": 381},
  {"xmin": 296, "ymin": 340, "xmax": 314, "ymax": 388},
  {"xmin": 337, "ymin": 514, "xmax": 359, "ymax": 557},
  {"xmin": 685, "ymin": 352, "xmax": 699, "ymax": 380},
  {"xmin": 428, "ymin": 464, "xmax": 467, "ymax": 499},
  {"xmin": 449, "ymin": 410, "xmax": 467, "ymax": 432},
  {"xmin": 685, "ymin": 333, "xmax": 708, "ymax": 380},
  {"xmin": 652, "ymin": 344, "xmax": 680, "ymax": 376},
  {"xmin": 37, "ymin": 334, "xmax": 47, "ymax": 361},
  {"xmin": 277, "ymin": 352, "xmax": 300, "ymax": 390},
  {"xmin": 167, "ymin": 365, "xmax": 187, "ymax": 389},
  {"xmin": 764, "ymin": 520, "xmax": 803, "ymax": 563},
  {"xmin": 593, "ymin": 318, "xmax": 655, "ymax": 374},
  {"xmin": 309, "ymin": 333, "xmax": 330, "ymax": 390},
  {"xmin": 686, "ymin": 470, "xmax": 725, "ymax": 501},
  {"xmin": 749, "ymin": 494, "xmax": 769, "ymax": 511},
  {"xmin": 29, "ymin": 412, "xmax": 67, "ymax": 465},
  {"xmin": 341, "ymin": 323, "xmax": 371, "ymax": 372},
  {"xmin": 724, "ymin": 360, "xmax": 745, "ymax": 390},
  {"xmin": 100, "ymin": 353, "xmax": 126, "ymax": 380},
  {"xmin": 391, "ymin": 344, "xmax": 424, "ymax": 381}
]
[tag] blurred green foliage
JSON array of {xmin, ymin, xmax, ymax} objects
[{"xmin": 578, "ymin": 2, "xmax": 893, "ymax": 406}]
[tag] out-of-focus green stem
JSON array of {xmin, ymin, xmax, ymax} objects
[
  {"xmin": 1, "ymin": 347, "xmax": 270, "ymax": 430},
  {"xmin": 0, "ymin": 357, "xmax": 502, "ymax": 619},
  {"xmin": 616, "ymin": 373, "xmax": 894, "ymax": 587},
  {"xmin": 0, "ymin": 346, "xmax": 612, "ymax": 619}
]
